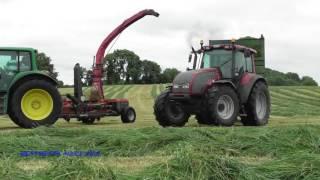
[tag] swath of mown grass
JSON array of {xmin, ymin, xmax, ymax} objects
[
  {"xmin": 140, "ymin": 126, "xmax": 320, "ymax": 179},
  {"xmin": 270, "ymin": 86, "xmax": 320, "ymax": 116},
  {"xmin": 105, "ymin": 85, "xmax": 123, "ymax": 98},
  {"xmin": 0, "ymin": 125, "xmax": 319, "ymax": 179},
  {"xmin": 113, "ymin": 85, "xmax": 133, "ymax": 98}
]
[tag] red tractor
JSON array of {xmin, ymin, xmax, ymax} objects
[{"xmin": 154, "ymin": 36, "xmax": 270, "ymax": 127}]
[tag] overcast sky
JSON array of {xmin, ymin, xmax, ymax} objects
[{"xmin": 1, "ymin": 0, "xmax": 319, "ymax": 84}]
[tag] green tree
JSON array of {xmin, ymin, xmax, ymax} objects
[
  {"xmin": 301, "ymin": 76, "xmax": 318, "ymax": 86},
  {"xmin": 286, "ymin": 72, "xmax": 300, "ymax": 82},
  {"xmin": 36, "ymin": 52, "xmax": 58, "ymax": 80},
  {"xmin": 57, "ymin": 80, "xmax": 64, "ymax": 87},
  {"xmin": 84, "ymin": 69, "xmax": 93, "ymax": 86},
  {"xmin": 104, "ymin": 49, "xmax": 141, "ymax": 84},
  {"xmin": 141, "ymin": 60, "xmax": 161, "ymax": 84},
  {"xmin": 161, "ymin": 68, "xmax": 180, "ymax": 83}
]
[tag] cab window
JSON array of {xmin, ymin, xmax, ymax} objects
[
  {"xmin": 203, "ymin": 49, "xmax": 233, "ymax": 78},
  {"xmin": 234, "ymin": 52, "xmax": 246, "ymax": 73},
  {"xmin": 245, "ymin": 56, "xmax": 253, "ymax": 73},
  {"xmin": 0, "ymin": 51, "xmax": 18, "ymax": 71},
  {"xmin": 235, "ymin": 51, "xmax": 254, "ymax": 73},
  {"xmin": 19, "ymin": 51, "xmax": 32, "ymax": 71}
]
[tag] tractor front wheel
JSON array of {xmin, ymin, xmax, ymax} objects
[
  {"xmin": 154, "ymin": 90, "xmax": 190, "ymax": 127},
  {"xmin": 207, "ymin": 85, "xmax": 239, "ymax": 126},
  {"xmin": 9, "ymin": 79, "xmax": 62, "ymax": 128}
]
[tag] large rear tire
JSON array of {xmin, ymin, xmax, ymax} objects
[
  {"xmin": 241, "ymin": 81, "xmax": 270, "ymax": 126},
  {"xmin": 207, "ymin": 85, "xmax": 239, "ymax": 126},
  {"xmin": 154, "ymin": 90, "xmax": 190, "ymax": 127},
  {"xmin": 9, "ymin": 79, "xmax": 62, "ymax": 128}
]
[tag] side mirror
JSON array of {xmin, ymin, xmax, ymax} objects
[
  {"xmin": 239, "ymin": 66, "xmax": 244, "ymax": 75},
  {"xmin": 192, "ymin": 53, "xmax": 198, "ymax": 70},
  {"xmin": 191, "ymin": 47, "xmax": 198, "ymax": 70}
]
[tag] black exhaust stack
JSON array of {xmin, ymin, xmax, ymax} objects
[{"xmin": 74, "ymin": 63, "xmax": 83, "ymax": 102}]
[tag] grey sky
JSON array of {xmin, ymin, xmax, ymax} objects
[{"xmin": 1, "ymin": 0, "xmax": 319, "ymax": 84}]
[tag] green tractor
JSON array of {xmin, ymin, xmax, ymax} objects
[
  {"xmin": 0, "ymin": 48, "xmax": 61, "ymax": 128},
  {"xmin": 154, "ymin": 35, "xmax": 271, "ymax": 127}
]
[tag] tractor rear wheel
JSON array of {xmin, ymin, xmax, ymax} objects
[
  {"xmin": 154, "ymin": 90, "xmax": 190, "ymax": 127},
  {"xmin": 9, "ymin": 79, "xmax": 62, "ymax": 128},
  {"xmin": 207, "ymin": 85, "xmax": 239, "ymax": 126},
  {"xmin": 241, "ymin": 81, "xmax": 270, "ymax": 126}
]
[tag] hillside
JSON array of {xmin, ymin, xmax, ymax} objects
[{"xmin": 0, "ymin": 85, "xmax": 319, "ymax": 179}]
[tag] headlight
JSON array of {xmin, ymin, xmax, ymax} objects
[
  {"xmin": 182, "ymin": 83, "xmax": 189, "ymax": 89},
  {"xmin": 173, "ymin": 83, "xmax": 189, "ymax": 89}
]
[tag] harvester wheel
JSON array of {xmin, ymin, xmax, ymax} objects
[
  {"xmin": 154, "ymin": 90, "xmax": 190, "ymax": 127},
  {"xmin": 121, "ymin": 106, "xmax": 136, "ymax": 123},
  {"xmin": 241, "ymin": 81, "xmax": 270, "ymax": 126},
  {"xmin": 207, "ymin": 85, "xmax": 239, "ymax": 126},
  {"xmin": 9, "ymin": 79, "xmax": 62, "ymax": 128}
]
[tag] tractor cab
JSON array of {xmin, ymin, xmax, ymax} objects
[{"xmin": 188, "ymin": 40, "xmax": 257, "ymax": 82}]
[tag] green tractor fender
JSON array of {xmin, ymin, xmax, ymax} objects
[
  {"xmin": 238, "ymin": 74, "xmax": 267, "ymax": 104},
  {"xmin": 4, "ymin": 71, "xmax": 58, "ymax": 113}
]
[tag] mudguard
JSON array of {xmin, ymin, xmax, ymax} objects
[
  {"xmin": 8, "ymin": 71, "xmax": 58, "ymax": 89},
  {"xmin": 212, "ymin": 80, "xmax": 236, "ymax": 90},
  {"xmin": 238, "ymin": 73, "xmax": 267, "ymax": 104}
]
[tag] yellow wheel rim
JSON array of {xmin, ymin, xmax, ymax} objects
[{"xmin": 21, "ymin": 89, "xmax": 53, "ymax": 121}]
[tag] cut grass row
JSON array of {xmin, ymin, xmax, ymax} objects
[{"xmin": 0, "ymin": 125, "xmax": 319, "ymax": 179}]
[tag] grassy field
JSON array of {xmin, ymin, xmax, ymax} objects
[{"xmin": 0, "ymin": 85, "xmax": 320, "ymax": 179}]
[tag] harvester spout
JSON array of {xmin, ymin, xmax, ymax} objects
[{"xmin": 92, "ymin": 9, "xmax": 160, "ymax": 99}]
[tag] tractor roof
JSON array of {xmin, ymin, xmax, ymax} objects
[
  {"xmin": 202, "ymin": 44, "xmax": 257, "ymax": 54},
  {"xmin": 0, "ymin": 47, "xmax": 37, "ymax": 52}
]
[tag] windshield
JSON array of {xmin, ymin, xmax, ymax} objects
[{"xmin": 202, "ymin": 49, "xmax": 233, "ymax": 78}]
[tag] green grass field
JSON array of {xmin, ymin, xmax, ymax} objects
[{"xmin": 1, "ymin": 85, "xmax": 320, "ymax": 179}]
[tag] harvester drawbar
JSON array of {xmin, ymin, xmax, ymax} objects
[{"xmin": 60, "ymin": 9, "xmax": 160, "ymax": 124}]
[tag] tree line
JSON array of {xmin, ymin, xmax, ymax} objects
[
  {"xmin": 84, "ymin": 49, "xmax": 180, "ymax": 85},
  {"xmin": 265, "ymin": 68, "xmax": 318, "ymax": 86},
  {"xmin": 36, "ymin": 49, "xmax": 180, "ymax": 87}
]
